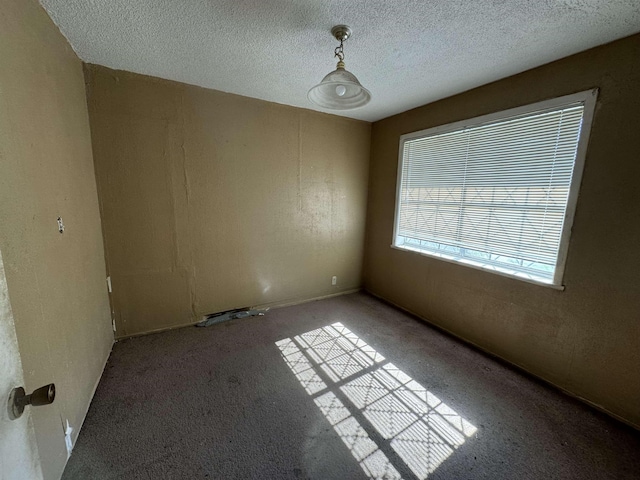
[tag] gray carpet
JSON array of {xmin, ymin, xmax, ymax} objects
[{"xmin": 62, "ymin": 292, "xmax": 640, "ymax": 479}]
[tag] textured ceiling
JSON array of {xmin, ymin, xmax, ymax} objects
[{"xmin": 39, "ymin": 0, "xmax": 640, "ymax": 122}]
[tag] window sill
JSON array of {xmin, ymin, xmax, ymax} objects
[{"xmin": 390, "ymin": 244, "xmax": 566, "ymax": 291}]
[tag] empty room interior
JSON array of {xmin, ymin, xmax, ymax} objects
[{"xmin": 1, "ymin": 0, "xmax": 640, "ymax": 479}]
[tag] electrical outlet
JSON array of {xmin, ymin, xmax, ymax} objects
[{"xmin": 331, "ymin": 276, "xmax": 337, "ymax": 286}]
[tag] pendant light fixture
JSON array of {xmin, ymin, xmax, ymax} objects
[{"xmin": 308, "ymin": 25, "xmax": 371, "ymax": 110}]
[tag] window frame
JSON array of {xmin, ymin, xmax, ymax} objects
[{"xmin": 392, "ymin": 88, "xmax": 598, "ymax": 289}]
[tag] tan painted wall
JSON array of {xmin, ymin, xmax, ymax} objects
[
  {"xmin": 0, "ymin": 0, "xmax": 114, "ymax": 478},
  {"xmin": 364, "ymin": 34, "xmax": 640, "ymax": 427},
  {"xmin": 84, "ymin": 65, "xmax": 371, "ymax": 338},
  {"xmin": 0, "ymin": 250, "xmax": 42, "ymax": 479}
]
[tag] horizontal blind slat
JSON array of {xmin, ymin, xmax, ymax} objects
[{"xmin": 397, "ymin": 103, "xmax": 585, "ymax": 280}]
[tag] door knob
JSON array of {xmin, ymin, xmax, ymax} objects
[{"xmin": 8, "ymin": 384, "xmax": 55, "ymax": 420}]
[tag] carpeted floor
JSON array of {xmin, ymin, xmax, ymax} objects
[{"xmin": 62, "ymin": 292, "xmax": 640, "ymax": 479}]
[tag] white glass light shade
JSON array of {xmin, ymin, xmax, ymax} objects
[{"xmin": 308, "ymin": 66, "xmax": 371, "ymax": 110}]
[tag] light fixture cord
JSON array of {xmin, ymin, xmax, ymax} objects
[{"xmin": 334, "ymin": 39, "xmax": 345, "ymax": 62}]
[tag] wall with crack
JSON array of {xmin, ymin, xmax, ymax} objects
[
  {"xmin": 84, "ymin": 64, "xmax": 371, "ymax": 338},
  {"xmin": 0, "ymin": 1, "xmax": 114, "ymax": 478}
]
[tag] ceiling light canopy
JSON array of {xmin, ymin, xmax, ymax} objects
[{"xmin": 308, "ymin": 25, "xmax": 371, "ymax": 110}]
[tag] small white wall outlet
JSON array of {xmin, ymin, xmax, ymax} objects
[
  {"xmin": 331, "ymin": 276, "xmax": 337, "ymax": 286},
  {"xmin": 57, "ymin": 217, "xmax": 65, "ymax": 234}
]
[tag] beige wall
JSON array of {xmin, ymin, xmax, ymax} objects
[
  {"xmin": 84, "ymin": 65, "xmax": 371, "ymax": 338},
  {"xmin": 364, "ymin": 34, "xmax": 640, "ymax": 427},
  {"xmin": 0, "ymin": 0, "xmax": 114, "ymax": 478}
]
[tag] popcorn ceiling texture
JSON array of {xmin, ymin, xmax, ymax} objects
[{"xmin": 38, "ymin": 0, "xmax": 640, "ymax": 122}]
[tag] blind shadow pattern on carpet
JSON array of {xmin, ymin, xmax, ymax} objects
[{"xmin": 276, "ymin": 323, "xmax": 477, "ymax": 479}]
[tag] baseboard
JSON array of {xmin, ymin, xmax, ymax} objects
[
  {"xmin": 252, "ymin": 287, "xmax": 362, "ymax": 311},
  {"xmin": 62, "ymin": 336, "xmax": 114, "ymax": 473},
  {"xmin": 115, "ymin": 319, "xmax": 203, "ymax": 341},
  {"xmin": 116, "ymin": 287, "xmax": 362, "ymax": 341},
  {"xmin": 364, "ymin": 289, "xmax": 640, "ymax": 432}
]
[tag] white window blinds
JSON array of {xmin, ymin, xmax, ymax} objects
[{"xmin": 393, "ymin": 91, "xmax": 596, "ymax": 286}]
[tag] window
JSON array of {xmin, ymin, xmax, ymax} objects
[{"xmin": 393, "ymin": 89, "xmax": 597, "ymax": 287}]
